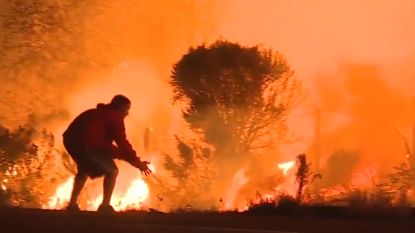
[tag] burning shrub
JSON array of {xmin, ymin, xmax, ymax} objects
[
  {"xmin": 0, "ymin": 124, "xmax": 73, "ymax": 208},
  {"xmin": 152, "ymin": 136, "xmax": 217, "ymax": 211},
  {"xmin": 388, "ymin": 162, "xmax": 415, "ymax": 206}
]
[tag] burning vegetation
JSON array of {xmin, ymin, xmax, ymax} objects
[{"xmin": 0, "ymin": 0, "xmax": 414, "ymax": 216}]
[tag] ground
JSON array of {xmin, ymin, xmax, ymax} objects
[{"xmin": 0, "ymin": 207, "xmax": 414, "ymax": 233}]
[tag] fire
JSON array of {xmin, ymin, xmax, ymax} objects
[
  {"xmin": 116, "ymin": 178, "xmax": 149, "ymax": 210},
  {"xmin": 88, "ymin": 177, "xmax": 150, "ymax": 211},
  {"xmin": 222, "ymin": 168, "xmax": 249, "ymax": 210},
  {"xmin": 47, "ymin": 171, "xmax": 152, "ymax": 211},
  {"xmin": 275, "ymin": 160, "xmax": 297, "ymax": 197},
  {"xmin": 350, "ymin": 165, "xmax": 377, "ymax": 189},
  {"xmin": 47, "ymin": 176, "xmax": 74, "ymax": 209},
  {"xmin": 222, "ymin": 161, "xmax": 298, "ymax": 211},
  {"xmin": 1, "ymin": 178, "xmax": 8, "ymax": 191},
  {"xmin": 278, "ymin": 160, "xmax": 295, "ymax": 176},
  {"xmin": 47, "ymin": 176, "xmax": 150, "ymax": 211}
]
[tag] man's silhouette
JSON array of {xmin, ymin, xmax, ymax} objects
[{"xmin": 63, "ymin": 95, "xmax": 151, "ymax": 212}]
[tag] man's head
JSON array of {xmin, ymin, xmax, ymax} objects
[{"xmin": 110, "ymin": 95, "xmax": 131, "ymax": 118}]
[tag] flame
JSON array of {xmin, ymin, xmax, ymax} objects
[
  {"xmin": 275, "ymin": 160, "xmax": 297, "ymax": 197},
  {"xmin": 350, "ymin": 165, "xmax": 377, "ymax": 189},
  {"xmin": 1, "ymin": 178, "xmax": 8, "ymax": 190},
  {"xmin": 116, "ymin": 178, "xmax": 149, "ymax": 210},
  {"xmin": 46, "ymin": 164, "xmax": 153, "ymax": 211},
  {"xmin": 88, "ymin": 177, "xmax": 150, "ymax": 211},
  {"xmin": 278, "ymin": 160, "xmax": 295, "ymax": 176},
  {"xmin": 222, "ymin": 161, "xmax": 299, "ymax": 211},
  {"xmin": 47, "ymin": 176, "xmax": 74, "ymax": 209},
  {"xmin": 221, "ymin": 161, "xmax": 298, "ymax": 211},
  {"xmin": 47, "ymin": 176, "xmax": 150, "ymax": 211},
  {"xmin": 222, "ymin": 168, "xmax": 249, "ymax": 210}
]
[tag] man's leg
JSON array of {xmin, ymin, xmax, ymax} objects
[
  {"xmin": 88, "ymin": 153, "xmax": 119, "ymax": 207},
  {"xmin": 68, "ymin": 170, "xmax": 87, "ymax": 207},
  {"xmin": 102, "ymin": 165, "xmax": 118, "ymax": 206},
  {"xmin": 63, "ymin": 137, "xmax": 87, "ymax": 209}
]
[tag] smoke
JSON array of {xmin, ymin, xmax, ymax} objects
[
  {"xmin": 217, "ymin": 0, "xmax": 415, "ymax": 165},
  {"xmin": 214, "ymin": 0, "xmax": 415, "ymax": 197},
  {"xmin": 316, "ymin": 64, "xmax": 413, "ymax": 177},
  {"xmin": 0, "ymin": 0, "xmax": 218, "ymax": 128}
]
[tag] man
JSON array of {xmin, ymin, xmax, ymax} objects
[{"xmin": 63, "ymin": 95, "xmax": 152, "ymax": 212}]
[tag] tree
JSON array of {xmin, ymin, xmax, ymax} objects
[{"xmin": 170, "ymin": 41, "xmax": 301, "ymax": 170}]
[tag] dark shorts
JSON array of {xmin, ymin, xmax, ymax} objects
[{"xmin": 63, "ymin": 136, "xmax": 117, "ymax": 179}]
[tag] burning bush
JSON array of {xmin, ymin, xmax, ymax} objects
[
  {"xmin": 0, "ymin": 124, "xmax": 73, "ymax": 208},
  {"xmin": 388, "ymin": 162, "xmax": 415, "ymax": 206},
  {"xmin": 149, "ymin": 136, "xmax": 217, "ymax": 210}
]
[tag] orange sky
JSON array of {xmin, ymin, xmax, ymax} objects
[{"xmin": 219, "ymin": 0, "xmax": 415, "ymax": 86}]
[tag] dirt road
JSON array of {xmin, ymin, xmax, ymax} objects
[{"xmin": 0, "ymin": 207, "xmax": 413, "ymax": 233}]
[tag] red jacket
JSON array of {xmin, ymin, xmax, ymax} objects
[{"xmin": 63, "ymin": 103, "xmax": 137, "ymax": 163}]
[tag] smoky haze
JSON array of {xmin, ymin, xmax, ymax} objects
[{"xmin": 218, "ymin": 0, "xmax": 415, "ymax": 168}]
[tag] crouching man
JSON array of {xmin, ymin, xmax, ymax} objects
[{"xmin": 63, "ymin": 94, "xmax": 152, "ymax": 212}]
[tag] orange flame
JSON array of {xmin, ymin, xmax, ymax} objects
[
  {"xmin": 222, "ymin": 161, "xmax": 298, "ymax": 211},
  {"xmin": 46, "ymin": 164, "xmax": 155, "ymax": 211},
  {"xmin": 1, "ymin": 178, "xmax": 8, "ymax": 191},
  {"xmin": 87, "ymin": 178, "xmax": 150, "ymax": 211},
  {"xmin": 350, "ymin": 165, "xmax": 377, "ymax": 189},
  {"xmin": 222, "ymin": 168, "xmax": 249, "ymax": 210},
  {"xmin": 47, "ymin": 176, "xmax": 150, "ymax": 211},
  {"xmin": 47, "ymin": 176, "xmax": 74, "ymax": 209},
  {"xmin": 277, "ymin": 160, "xmax": 295, "ymax": 176},
  {"xmin": 275, "ymin": 160, "xmax": 297, "ymax": 197}
]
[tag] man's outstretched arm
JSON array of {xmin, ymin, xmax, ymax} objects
[{"xmin": 111, "ymin": 115, "xmax": 152, "ymax": 175}]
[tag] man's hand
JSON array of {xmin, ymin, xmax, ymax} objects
[{"xmin": 134, "ymin": 160, "xmax": 152, "ymax": 176}]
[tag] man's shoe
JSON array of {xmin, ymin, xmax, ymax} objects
[
  {"xmin": 97, "ymin": 204, "xmax": 116, "ymax": 214},
  {"xmin": 66, "ymin": 204, "xmax": 81, "ymax": 212}
]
